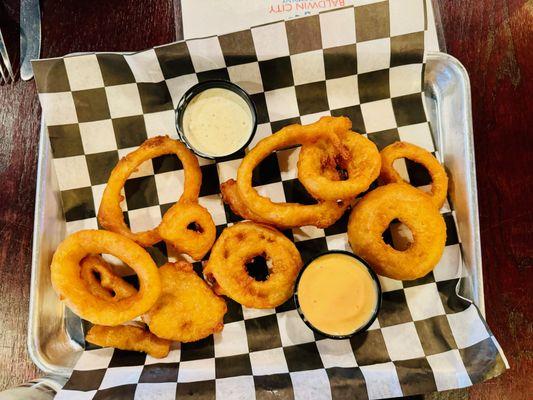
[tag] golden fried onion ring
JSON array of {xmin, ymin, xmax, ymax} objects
[
  {"xmin": 221, "ymin": 179, "xmax": 277, "ymax": 225},
  {"xmin": 51, "ymin": 230, "xmax": 161, "ymax": 325},
  {"xmin": 143, "ymin": 262, "xmax": 226, "ymax": 342},
  {"xmin": 348, "ymin": 183, "xmax": 446, "ymax": 280},
  {"xmin": 158, "ymin": 202, "xmax": 216, "ymax": 261},
  {"xmin": 236, "ymin": 117, "xmax": 351, "ymax": 228},
  {"xmin": 98, "ymin": 136, "xmax": 202, "ymax": 246},
  {"xmin": 86, "ymin": 324, "xmax": 171, "ymax": 358},
  {"xmin": 298, "ymin": 129, "xmax": 381, "ymax": 201},
  {"xmin": 204, "ymin": 222, "xmax": 303, "ymax": 308},
  {"xmin": 221, "ymin": 179, "xmax": 350, "ymax": 229},
  {"xmin": 379, "ymin": 141, "xmax": 448, "ymax": 208},
  {"xmin": 80, "ymin": 255, "xmax": 137, "ymax": 301}
]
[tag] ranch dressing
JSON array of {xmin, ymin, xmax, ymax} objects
[
  {"xmin": 298, "ymin": 253, "xmax": 378, "ymax": 336},
  {"xmin": 182, "ymin": 88, "xmax": 253, "ymax": 157}
]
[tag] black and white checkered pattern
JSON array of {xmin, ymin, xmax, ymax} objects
[{"xmin": 33, "ymin": 2, "xmax": 507, "ymax": 399}]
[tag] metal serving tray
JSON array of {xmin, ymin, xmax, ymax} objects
[{"xmin": 28, "ymin": 52, "xmax": 483, "ymax": 378}]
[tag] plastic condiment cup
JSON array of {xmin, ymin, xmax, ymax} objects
[
  {"xmin": 294, "ymin": 250, "xmax": 382, "ymax": 339},
  {"xmin": 176, "ymin": 80, "xmax": 257, "ymax": 160}
]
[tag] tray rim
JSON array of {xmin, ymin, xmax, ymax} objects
[
  {"xmin": 28, "ymin": 117, "xmax": 62, "ymax": 376},
  {"xmin": 27, "ymin": 51, "xmax": 482, "ymax": 378},
  {"xmin": 425, "ymin": 51, "xmax": 484, "ymax": 317}
]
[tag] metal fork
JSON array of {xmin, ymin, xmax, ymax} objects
[{"xmin": 0, "ymin": 26, "xmax": 15, "ymax": 84}]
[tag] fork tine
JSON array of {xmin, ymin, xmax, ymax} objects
[{"xmin": 0, "ymin": 27, "xmax": 14, "ymax": 82}]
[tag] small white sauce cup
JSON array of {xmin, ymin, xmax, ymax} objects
[{"xmin": 176, "ymin": 80, "xmax": 257, "ymax": 160}]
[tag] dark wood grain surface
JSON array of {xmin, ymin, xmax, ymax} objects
[{"xmin": 0, "ymin": 0, "xmax": 530, "ymax": 398}]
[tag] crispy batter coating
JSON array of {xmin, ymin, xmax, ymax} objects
[
  {"xmin": 348, "ymin": 183, "xmax": 446, "ymax": 280},
  {"xmin": 158, "ymin": 202, "xmax": 216, "ymax": 261},
  {"xmin": 80, "ymin": 255, "xmax": 137, "ymax": 301},
  {"xmin": 204, "ymin": 222, "xmax": 303, "ymax": 308},
  {"xmin": 51, "ymin": 230, "xmax": 161, "ymax": 326},
  {"xmin": 98, "ymin": 136, "xmax": 202, "ymax": 246},
  {"xmin": 221, "ymin": 179, "xmax": 355, "ymax": 229},
  {"xmin": 222, "ymin": 179, "xmax": 304, "ymax": 229},
  {"xmin": 143, "ymin": 262, "xmax": 227, "ymax": 342},
  {"xmin": 235, "ymin": 117, "xmax": 353, "ymax": 228},
  {"xmin": 298, "ymin": 129, "xmax": 381, "ymax": 201},
  {"xmin": 86, "ymin": 324, "xmax": 171, "ymax": 358},
  {"xmin": 379, "ymin": 141, "xmax": 448, "ymax": 208}
]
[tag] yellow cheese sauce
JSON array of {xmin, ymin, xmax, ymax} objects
[
  {"xmin": 182, "ymin": 88, "xmax": 253, "ymax": 157},
  {"xmin": 297, "ymin": 253, "xmax": 378, "ymax": 336}
]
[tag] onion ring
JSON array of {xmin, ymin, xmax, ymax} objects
[
  {"xmin": 298, "ymin": 129, "xmax": 381, "ymax": 201},
  {"xmin": 86, "ymin": 324, "xmax": 171, "ymax": 358},
  {"xmin": 98, "ymin": 136, "xmax": 202, "ymax": 246},
  {"xmin": 80, "ymin": 255, "xmax": 137, "ymax": 301},
  {"xmin": 51, "ymin": 230, "xmax": 161, "ymax": 325},
  {"xmin": 236, "ymin": 117, "xmax": 351, "ymax": 228},
  {"xmin": 204, "ymin": 222, "xmax": 303, "ymax": 308},
  {"xmin": 143, "ymin": 261, "xmax": 226, "ymax": 342},
  {"xmin": 379, "ymin": 141, "xmax": 448, "ymax": 208},
  {"xmin": 221, "ymin": 179, "xmax": 350, "ymax": 229},
  {"xmin": 158, "ymin": 202, "xmax": 216, "ymax": 261},
  {"xmin": 221, "ymin": 179, "xmax": 276, "ymax": 225},
  {"xmin": 347, "ymin": 183, "xmax": 446, "ymax": 280}
]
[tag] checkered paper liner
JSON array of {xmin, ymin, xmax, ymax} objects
[{"xmin": 33, "ymin": 2, "xmax": 507, "ymax": 399}]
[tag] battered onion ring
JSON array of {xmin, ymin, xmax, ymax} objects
[
  {"xmin": 221, "ymin": 179, "xmax": 350, "ymax": 229},
  {"xmin": 98, "ymin": 136, "xmax": 202, "ymax": 246},
  {"xmin": 348, "ymin": 183, "xmax": 446, "ymax": 280},
  {"xmin": 80, "ymin": 255, "xmax": 137, "ymax": 301},
  {"xmin": 143, "ymin": 262, "xmax": 226, "ymax": 342},
  {"xmin": 236, "ymin": 117, "xmax": 351, "ymax": 228},
  {"xmin": 379, "ymin": 142, "xmax": 448, "ymax": 208},
  {"xmin": 86, "ymin": 324, "xmax": 171, "ymax": 358},
  {"xmin": 158, "ymin": 202, "xmax": 216, "ymax": 261},
  {"xmin": 204, "ymin": 222, "xmax": 303, "ymax": 308},
  {"xmin": 298, "ymin": 129, "xmax": 381, "ymax": 200},
  {"xmin": 51, "ymin": 230, "xmax": 161, "ymax": 325}
]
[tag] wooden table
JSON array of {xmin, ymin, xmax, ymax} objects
[{"xmin": 0, "ymin": 1, "xmax": 530, "ymax": 398}]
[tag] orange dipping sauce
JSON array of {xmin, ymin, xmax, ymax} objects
[{"xmin": 297, "ymin": 252, "xmax": 380, "ymax": 336}]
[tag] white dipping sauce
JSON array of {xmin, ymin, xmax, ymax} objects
[{"xmin": 182, "ymin": 88, "xmax": 253, "ymax": 157}]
